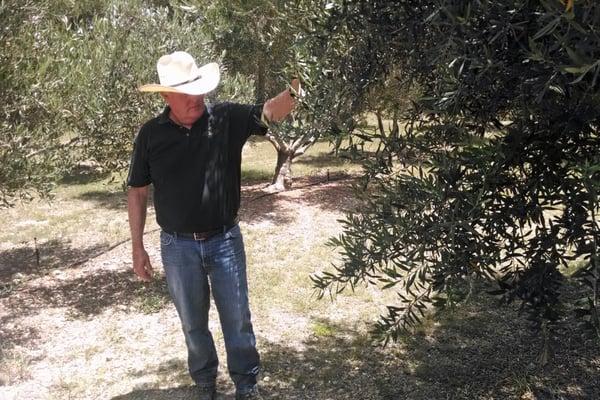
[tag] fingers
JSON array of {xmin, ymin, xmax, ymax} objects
[
  {"xmin": 291, "ymin": 78, "xmax": 300, "ymax": 92},
  {"xmin": 134, "ymin": 263, "xmax": 152, "ymax": 282},
  {"xmin": 132, "ymin": 250, "xmax": 153, "ymax": 282},
  {"xmin": 145, "ymin": 256, "xmax": 154, "ymax": 273},
  {"xmin": 289, "ymin": 78, "xmax": 305, "ymax": 99},
  {"xmin": 264, "ymin": 88, "xmax": 296, "ymax": 122},
  {"xmin": 144, "ymin": 257, "xmax": 154, "ymax": 279},
  {"xmin": 140, "ymin": 257, "xmax": 153, "ymax": 282}
]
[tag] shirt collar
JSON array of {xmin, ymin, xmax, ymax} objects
[
  {"xmin": 158, "ymin": 106, "xmax": 171, "ymax": 125},
  {"xmin": 157, "ymin": 105, "xmax": 211, "ymax": 126}
]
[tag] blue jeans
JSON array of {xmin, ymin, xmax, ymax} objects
[{"xmin": 160, "ymin": 224, "xmax": 260, "ymax": 393}]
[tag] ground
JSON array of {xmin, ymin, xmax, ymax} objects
[{"xmin": 0, "ymin": 140, "xmax": 598, "ymax": 399}]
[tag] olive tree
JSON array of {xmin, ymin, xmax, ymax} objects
[
  {"xmin": 180, "ymin": 0, "xmax": 349, "ymax": 191},
  {"xmin": 306, "ymin": 0, "xmax": 600, "ymax": 358},
  {"xmin": 0, "ymin": 0, "xmax": 223, "ymax": 206}
]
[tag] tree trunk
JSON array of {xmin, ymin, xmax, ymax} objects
[{"xmin": 266, "ymin": 149, "xmax": 294, "ymax": 192}]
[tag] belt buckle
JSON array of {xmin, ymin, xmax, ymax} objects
[{"xmin": 193, "ymin": 232, "xmax": 205, "ymax": 241}]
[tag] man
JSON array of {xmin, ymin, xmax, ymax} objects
[{"xmin": 127, "ymin": 51, "xmax": 298, "ymax": 400}]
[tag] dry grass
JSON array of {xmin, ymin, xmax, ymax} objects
[{"xmin": 0, "ymin": 140, "xmax": 598, "ymax": 400}]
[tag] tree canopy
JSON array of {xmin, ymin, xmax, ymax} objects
[
  {"xmin": 305, "ymin": 0, "xmax": 599, "ymax": 355},
  {"xmin": 0, "ymin": 0, "xmax": 251, "ymax": 205}
]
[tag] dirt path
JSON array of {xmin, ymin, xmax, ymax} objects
[
  {"xmin": 0, "ymin": 177, "xmax": 385, "ymax": 400},
  {"xmin": 1, "ymin": 177, "xmax": 599, "ymax": 400}
]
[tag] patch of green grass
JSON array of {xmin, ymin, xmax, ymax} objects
[
  {"xmin": 0, "ymin": 170, "xmax": 127, "ymax": 245},
  {"xmin": 101, "ymin": 322, "xmax": 126, "ymax": 347},
  {"xmin": 48, "ymin": 375, "xmax": 90, "ymax": 400},
  {"xmin": 244, "ymin": 222, "xmax": 360, "ymax": 319},
  {"xmin": 312, "ymin": 321, "xmax": 336, "ymax": 337},
  {"xmin": 0, "ymin": 281, "xmax": 19, "ymax": 297},
  {"xmin": 241, "ymin": 168, "xmax": 273, "ymax": 184},
  {"xmin": 510, "ymin": 370, "xmax": 535, "ymax": 399},
  {"xmin": 133, "ymin": 278, "xmax": 171, "ymax": 314},
  {"xmin": 57, "ymin": 169, "xmax": 123, "ymax": 196},
  {"xmin": 59, "ymin": 165, "xmax": 112, "ymax": 186},
  {"xmin": 562, "ymin": 259, "xmax": 590, "ymax": 277}
]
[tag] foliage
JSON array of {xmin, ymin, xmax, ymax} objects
[
  {"xmin": 0, "ymin": 0, "xmax": 228, "ymax": 205},
  {"xmin": 309, "ymin": 0, "xmax": 600, "ymax": 355},
  {"xmin": 192, "ymin": 0, "xmax": 291, "ymax": 102},
  {"xmin": 180, "ymin": 0, "xmax": 360, "ymax": 190},
  {"xmin": 0, "ymin": 0, "xmax": 361, "ymax": 196},
  {"xmin": 1, "ymin": 0, "xmax": 78, "ymax": 205},
  {"xmin": 4, "ymin": 0, "xmax": 599, "ymax": 358}
]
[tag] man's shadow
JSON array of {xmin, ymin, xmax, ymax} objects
[{"xmin": 111, "ymin": 386, "xmax": 205, "ymax": 400}]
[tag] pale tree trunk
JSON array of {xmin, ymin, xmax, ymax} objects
[
  {"xmin": 269, "ymin": 149, "xmax": 294, "ymax": 192},
  {"xmin": 264, "ymin": 131, "xmax": 318, "ymax": 192}
]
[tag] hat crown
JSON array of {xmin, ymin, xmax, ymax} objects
[
  {"xmin": 139, "ymin": 51, "xmax": 220, "ymax": 95},
  {"xmin": 157, "ymin": 51, "xmax": 200, "ymax": 87}
]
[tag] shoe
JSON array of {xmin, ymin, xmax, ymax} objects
[
  {"xmin": 235, "ymin": 386, "xmax": 263, "ymax": 400},
  {"xmin": 197, "ymin": 385, "xmax": 216, "ymax": 400}
]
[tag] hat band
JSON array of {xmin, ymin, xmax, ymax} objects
[{"xmin": 170, "ymin": 74, "xmax": 202, "ymax": 88}]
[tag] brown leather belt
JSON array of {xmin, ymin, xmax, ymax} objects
[{"xmin": 165, "ymin": 218, "xmax": 238, "ymax": 241}]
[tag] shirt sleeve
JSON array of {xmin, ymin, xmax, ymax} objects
[
  {"xmin": 247, "ymin": 104, "xmax": 268, "ymax": 137},
  {"xmin": 229, "ymin": 103, "xmax": 268, "ymax": 144},
  {"xmin": 127, "ymin": 126, "xmax": 152, "ymax": 187}
]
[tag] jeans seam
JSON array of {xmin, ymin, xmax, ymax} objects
[{"xmin": 199, "ymin": 241, "xmax": 207, "ymax": 272}]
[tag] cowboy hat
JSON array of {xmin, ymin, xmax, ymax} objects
[{"xmin": 138, "ymin": 51, "xmax": 220, "ymax": 95}]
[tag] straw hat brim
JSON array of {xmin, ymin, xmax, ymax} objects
[{"xmin": 138, "ymin": 62, "xmax": 220, "ymax": 95}]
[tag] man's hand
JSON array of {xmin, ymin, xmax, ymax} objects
[
  {"xmin": 132, "ymin": 246, "xmax": 153, "ymax": 282},
  {"xmin": 262, "ymin": 78, "xmax": 302, "ymax": 123}
]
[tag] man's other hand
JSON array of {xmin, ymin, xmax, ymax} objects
[{"xmin": 132, "ymin": 247, "xmax": 154, "ymax": 281}]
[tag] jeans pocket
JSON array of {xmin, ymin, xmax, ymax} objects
[
  {"xmin": 160, "ymin": 231, "xmax": 174, "ymax": 246},
  {"xmin": 224, "ymin": 224, "xmax": 242, "ymax": 240}
]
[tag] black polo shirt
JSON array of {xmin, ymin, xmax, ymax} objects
[{"xmin": 127, "ymin": 102, "xmax": 267, "ymax": 233}]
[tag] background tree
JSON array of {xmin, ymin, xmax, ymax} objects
[
  {"xmin": 0, "ymin": 0, "xmax": 249, "ymax": 206},
  {"xmin": 1, "ymin": 0, "xmax": 336, "ymax": 196},
  {"xmin": 188, "ymin": 0, "xmax": 352, "ymax": 191},
  {"xmin": 307, "ymin": 0, "xmax": 600, "ymax": 359}
]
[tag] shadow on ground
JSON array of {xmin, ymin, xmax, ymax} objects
[
  {"xmin": 295, "ymin": 152, "xmax": 363, "ymax": 168},
  {"xmin": 59, "ymin": 164, "xmax": 112, "ymax": 185},
  {"xmin": 0, "ymin": 239, "xmax": 108, "ymax": 285},
  {"xmin": 1, "ymin": 261, "xmax": 170, "ymax": 352},
  {"xmin": 240, "ymin": 172, "xmax": 357, "ymax": 226},
  {"xmin": 76, "ymin": 189, "xmax": 128, "ymax": 209},
  {"xmin": 76, "ymin": 187, "xmax": 155, "ymax": 210},
  {"xmin": 110, "ymin": 290, "xmax": 599, "ymax": 400},
  {"xmin": 241, "ymin": 168, "xmax": 273, "ymax": 185},
  {"xmin": 4, "ymin": 268, "xmax": 169, "ymax": 318},
  {"xmin": 111, "ymin": 386, "xmax": 199, "ymax": 400},
  {"xmin": 240, "ymin": 186, "xmax": 296, "ymax": 225},
  {"xmin": 0, "ymin": 239, "xmax": 133, "ymax": 353}
]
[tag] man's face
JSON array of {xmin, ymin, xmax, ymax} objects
[{"xmin": 162, "ymin": 92, "xmax": 205, "ymax": 126}]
